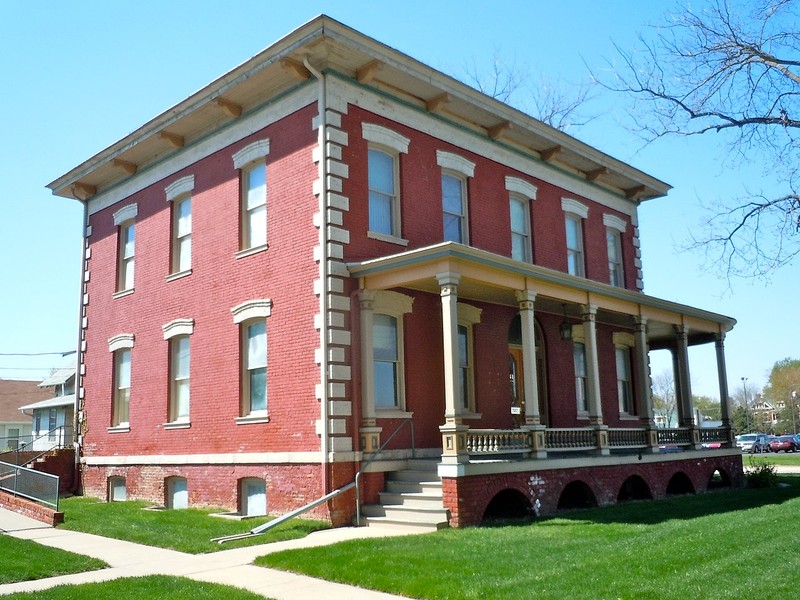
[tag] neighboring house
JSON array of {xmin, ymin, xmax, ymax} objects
[
  {"xmin": 751, "ymin": 395, "xmax": 778, "ymax": 427},
  {"xmin": 0, "ymin": 380, "xmax": 41, "ymax": 451},
  {"xmin": 18, "ymin": 368, "xmax": 75, "ymax": 452},
  {"xmin": 47, "ymin": 16, "xmax": 742, "ymax": 527}
]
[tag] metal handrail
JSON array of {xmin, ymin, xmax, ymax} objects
[
  {"xmin": 3, "ymin": 426, "xmax": 71, "ymax": 467},
  {"xmin": 354, "ymin": 418, "xmax": 415, "ymax": 526}
]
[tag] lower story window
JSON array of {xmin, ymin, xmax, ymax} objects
[
  {"xmin": 574, "ymin": 342, "xmax": 588, "ymax": 414},
  {"xmin": 108, "ymin": 476, "xmax": 126, "ymax": 501},
  {"xmin": 243, "ymin": 321, "xmax": 267, "ymax": 415},
  {"xmin": 240, "ymin": 477, "xmax": 267, "ymax": 517},
  {"xmin": 373, "ymin": 313, "xmax": 399, "ymax": 408},
  {"xmin": 616, "ymin": 346, "xmax": 634, "ymax": 414},
  {"xmin": 166, "ymin": 476, "xmax": 188, "ymax": 509},
  {"xmin": 113, "ymin": 349, "xmax": 131, "ymax": 426}
]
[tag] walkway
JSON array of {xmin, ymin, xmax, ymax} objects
[{"xmin": 0, "ymin": 508, "xmax": 418, "ymax": 599}]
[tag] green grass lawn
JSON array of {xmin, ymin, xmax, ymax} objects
[
  {"xmin": 0, "ymin": 535, "xmax": 106, "ymax": 584},
  {"xmin": 258, "ymin": 475, "xmax": 800, "ymax": 600},
  {"xmin": 2, "ymin": 575, "xmax": 272, "ymax": 599},
  {"xmin": 58, "ymin": 497, "xmax": 329, "ymax": 554},
  {"xmin": 745, "ymin": 451, "xmax": 800, "ymax": 465}
]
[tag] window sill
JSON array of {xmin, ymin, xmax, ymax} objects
[
  {"xmin": 107, "ymin": 425, "xmax": 130, "ymax": 433},
  {"xmin": 619, "ymin": 414, "xmax": 640, "ymax": 421},
  {"xmin": 235, "ymin": 244, "xmax": 269, "ymax": 260},
  {"xmin": 460, "ymin": 411, "xmax": 483, "ymax": 420},
  {"xmin": 375, "ymin": 409, "xmax": 413, "ymax": 419},
  {"xmin": 235, "ymin": 413, "xmax": 270, "ymax": 425},
  {"xmin": 166, "ymin": 269, "xmax": 192, "ymax": 282},
  {"xmin": 164, "ymin": 421, "xmax": 191, "ymax": 430},
  {"xmin": 367, "ymin": 231, "xmax": 409, "ymax": 246},
  {"xmin": 112, "ymin": 289, "xmax": 134, "ymax": 299}
]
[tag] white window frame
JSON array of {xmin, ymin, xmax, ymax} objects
[
  {"xmin": 108, "ymin": 334, "xmax": 134, "ymax": 431},
  {"xmin": 603, "ymin": 214, "xmax": 627, "ymax": 288},
  {"xmin": 506, "ymin": 177, "xmax": 537, "ymax": 263},
  {"xmin": 231, "ymin": 299, "xmax": 272, "ymax": 423},
  {"xmin": 441, "ymin": 172, "xmax": 468, "ymax": 244},
  {"xmin": 366, "ymin": 291, "xmax": 413, "ymax": 417},
  {"xmin": 163, "ymin": 318, "xmax": 194, "ymax": 426},
  {"xmin": 166, "ymin": 476, "xmax": 188, "ymax": 509},
  {"xmin": 113, "ymin": 204, "xmax": 138, "ymax": 295},
  {"xmin": 166, "ymin": 176, "xmax": 194, "ymax": 277},
  {"xmin": 108, "ymin": 476, "xmax": 127, "ymax": 502},
  {"xmin": 457, "ymin": 302, "xmax": 482, "ymax": 416},
  {"xmin": 562, "ymin": 199, "xmax": 588, "ymax": 278},
  {"xmin": 437, "ymin": 151, "xmax": 475, "ymax": 245},
  {"xmin": 573, "ymin": 341, "xmax": 588, "ymax": 416},
  {"xmin": 613, "ymin": 332, "xmax": 636, "ymax": 417},
  {"xmin": 239, "ymin": 477, "xmax": 267, "ymax": 517},
  {"xmin": 233, "ymin": 140, "xmax": 270, "ymax": 256},
  {"xmin": 363, "ymin": 123, "xmax": 410, "ymax": 245}
]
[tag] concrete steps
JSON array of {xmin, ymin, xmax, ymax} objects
[{"xmin": 360, "ymin": 459, "xmax": 450, "ymax": 531}]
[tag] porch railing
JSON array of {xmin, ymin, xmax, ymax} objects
[{"xmin": 464, "ymin": 426, "xmax": 729, "ymax": 458}]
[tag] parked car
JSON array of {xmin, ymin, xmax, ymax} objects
[
  {"xmin": 736, "ymin": 433, "xmax": 771, "ymax": 453},
  {"xmin": 769, "ymin": 435, "xmax": 800, "ymax": 453}
]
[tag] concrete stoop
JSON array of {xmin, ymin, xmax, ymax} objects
[{"xmin": 359, "ymin": 459, "xmax": 450, "ymax": 531}]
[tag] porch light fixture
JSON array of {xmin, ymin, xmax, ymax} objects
[{"xmin": 559, "ymin": 305, "xmax": 573, "ymax": 340}]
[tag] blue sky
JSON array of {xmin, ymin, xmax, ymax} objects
[{"xmin": 0, "ymin": 0, "xmax": 793, "ymax": 401}]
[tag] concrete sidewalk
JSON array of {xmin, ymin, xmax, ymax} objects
[{"xmin": 0, "ymin": 508, "xmax": 418, "ymax": 599}]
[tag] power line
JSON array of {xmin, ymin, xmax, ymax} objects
[
  {"xmin": 0, "ymin": 367, "xmax": 63, "ymax": 371},
  {"xmin": 0, "ymin": 351, "xmax": 75, "ymax": 357}
]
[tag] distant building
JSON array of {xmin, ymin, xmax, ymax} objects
[
  {"xmin": 0, "ymin": 380, "xmax": 43, "ymax": 450},
  {"xmin": 18, "ymin": 368, "xmax": 75, "ymax": 451},
  {"xmin": 48, "ymin": 16, "xmax": 742, "ymax": 526}
]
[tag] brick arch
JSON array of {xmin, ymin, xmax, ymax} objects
[{"xmin": 557, "ymin": 479, "xmax": 598, "ymax": 510}]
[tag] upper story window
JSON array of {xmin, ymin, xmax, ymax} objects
[
  {"xmin": 231, "ymin": 299, "xmax": 272, "ymax": 422},
  {"xmin": 112, "ymin": 203, "xmax": 138, "ymax": 294},
  {"xmin": 162, "ymin": 318, "xmax": 194, "ymax": 426},
  {"xmin": 232, "ymin": 139, "xmax": 270, "ymax": 255},
  {"xmin": 165, "ymin": 176, "xmax": 194, "ymax": 276},
  {"xmin": 108, "ymin": 334, "xmax": 134, "ymax": 430},
  {"xmin": 362, "ymin": 123, "xmax": 410, "ymax": 245},
  {"xmin": 506, "ymin": 176, "xmax": 537, "ymax": 263},
  {"xmin": 604, "ymin": 214, "xmax": 627, "ymax": 288},
  {"xmin": 562, "ymin": 198, "xmax": 589, "ymax": 277},
  {"xmin": 437, "ymin": 151, "xmax": 475, "ymax": 245}
]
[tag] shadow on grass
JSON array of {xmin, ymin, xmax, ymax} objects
[{"xmin": 531, "ymin": 474, "xmax": 800, "ymax": 527}]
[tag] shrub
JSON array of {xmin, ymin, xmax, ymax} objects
[{"xmin": 746, "ymin": 458, "xmax": 779, "ymax": 488}]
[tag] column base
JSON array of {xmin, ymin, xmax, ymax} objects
[
  {"xmin": 523, "ymin": 424, "xmax": 547, "ymax": 458},
  {"xmin": 440, "ymin": 421, "xmax": 470, "ymax": 464}
]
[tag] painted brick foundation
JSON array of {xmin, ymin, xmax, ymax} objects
[{"xmin": 443, "ymin": 453, "xmax": 745, "ymax": 527}]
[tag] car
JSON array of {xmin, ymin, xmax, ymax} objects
[
  {"xmin": 736, "ymin": 433, "xmax": 771, "ymax": 453},
  {"xmin": 769, "ymin": 435, "xmax": 800, "ymax": 453}
]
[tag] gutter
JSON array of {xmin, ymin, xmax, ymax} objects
[{"xmin": 303, "ymin": 56, "xmax": 330, "ymax": 494}]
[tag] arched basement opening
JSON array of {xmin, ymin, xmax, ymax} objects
[
  {"xmin": 617, "ymin": 475, "xmax": 653, "ymax": 502},
  {"xmin": 666, "ymin": 471, "xmax": 695, "ymax": 496},
  {"xmin": 557, "ymin": 480, "xmax": 598, "ymax": 510},
  {"xmin": 707, "ymin": 468, "xmax": 732, "ymax": 490},
  {"xmin": 482, "ymin": 489, "xmax": 533, "ymax": 523}
]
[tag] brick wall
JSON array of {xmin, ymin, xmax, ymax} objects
[
  {"xmin": 443, "ymin": 454, "xmax": 745, "ymax": 527},
  {"xmin": 0, "ymin": 491, "xmax": 63, "ymax": 526}
]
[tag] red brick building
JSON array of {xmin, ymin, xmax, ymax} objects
[{"xmin": 48, "ymin": 16, "xmax": 741, "ymax": 527}]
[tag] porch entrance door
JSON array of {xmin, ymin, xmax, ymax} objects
[{"xmin": 509, "ymin": 346, "xmax": 525, "ymax": 428}]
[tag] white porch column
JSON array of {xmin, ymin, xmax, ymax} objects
[
  {"xmin": 634, "ymin": 316, "xmax": 659, "ymax": 451},
  {"xmin": 715, "ymin": 333, "xmax": 733, "ymax": 434},
  {"xmin": 674, "ymin": 325, "xmax": 694, "ymax": 427},
  {"xmin": 358, "ymin": 289, "xmax": 381, "ymax": 452},
  {"xmin": 437, "ymin": 272, "xmax": 468, "ymax": 464},
  {"xmin": 514, "ymin": 290, "xmax": 540, "ymax": 425},
  {"xmin": 582, "ymin": 305, "xmax": 604, "ymax": 426}
]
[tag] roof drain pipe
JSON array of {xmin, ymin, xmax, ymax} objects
[
  {"xmin": 71, "ymin": 197, "xmax": 89, "ymax": 494},
  {"xmin": 304, "ymin": 56, "xmax": 331, "ymax": 496}
]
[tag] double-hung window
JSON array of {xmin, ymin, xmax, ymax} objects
[
  {"xmin": 363, "ymin": 123, "xmax": 410, "ymax": 243},
  {"xmin": 506, "ymin": 177, "xmax": 537, "ymax": 262},
  {"xmin": 232, "ymin": 139, "xmax": 270, "ymax": 254},
  {"xmin": 162, "ymin": 318, "xmax": 194, "ymax": 425},
  {"xmin": 456, "ymin": 302, "xmax": 482, "ymax": 414},
  {"xmin": 373, "ymin": 313, "xmax": 400, "ymax": 408},
  {"xmin": 165, "ymin": 176, "xmax": 194, "ymax": 275},
  {"xmin": 231, "ymin": 299, "xmax": 272, "ymax": 421},
  {"xmin": 108, "ymin": 334, "xmax": 134, "ymax": 429},
  {"xmin": 573, "ymin": 342, "xmax": 588, "ymax": 415},
  {"xmin": 616, "ymin": 346, "xmax": 633, "ymax": 414},
  {"xmin": 562, "ymin": 199, "xmax": 589, "ymax": 277},
  {"xmin": 604, "ymin": 214, "xmax": 627, "ymax": 288},
  {"xmin": 112, "ymin": 203, "xmax": 138, "ymax": 293},
  {"xmin": 436, "ymin": 151, "xmax": 475, "ymax": 244}
]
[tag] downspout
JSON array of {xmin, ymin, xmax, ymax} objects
[
  {"xmin": 71, "ymin": 198, "xmax": 89, "ymax": 493},
  {"xmin": 303, "ymin": 56, "xmax": 330, "ymax": 493}
]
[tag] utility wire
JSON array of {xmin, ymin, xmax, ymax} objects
[{"xmin": 0, "ymin": 351, "xmax": 75, "ymax": 357}]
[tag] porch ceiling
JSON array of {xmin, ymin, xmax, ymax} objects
[{"xmin": 348, "ymin": 242, "xmax": 736, "ymax": 347}]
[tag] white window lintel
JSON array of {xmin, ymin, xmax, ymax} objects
[
  {"xmin": 165, "ymin": 175, "xmax": 195, "ymax": 202},
  {"xmin": 505, "ymin": 176, "xmax": 537, "ymax": 200},
  {"xmin": 113, "ymin": 204, "xmax": 138, "ymax": 226},
  {"xmin": 561, "ymin": 198, "xmax": 589, "ymax": 219},
  {"xmin": 233, "ymin": 139, "xmax": 270, "ymax": 169},
  {"xmin": 603, "ymin": 213, "xmax": 627, "ymax": 233},
  {"xmin": 108, "ymin": 334, "xmax": 135, "ymax": 352},
  {"xmin": 231, "ymin": 299, "xmax": 273, "ymax": 324},
  {"xmin": 436, "ymin": 150, "xmax": 475, "ymax": 178},
  {"xmin": 162, "ymin": 318, "xmax": 195, "ymax": 340},
  {"xmin": 362, "ymin": 123, "xmax": 410, "ymax": 154}
]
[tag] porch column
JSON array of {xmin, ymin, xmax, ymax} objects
[
  {"xmin": 515, "ymin": 290, "xmax": 546, "ymax": 458},
  {"xmin": 437, "ymin": 272, "xmax": 469, "ymax": 464},
  {"xmin": 674, "ymin": 326, "xmax": 694, "ymax": 426},
  {"xmin": 634, "ymin": 317, "xmax": 658, "ymax": 451},
  {"xmin": 715, "ymin": 333, "xmax": 733, "ymax": 441},
  {"xmin": 358, "ymin": 290, "xmax": 381, "ymax": 453},
  {"xmin": 582, "ymin": 305, "xmax": 603, "ymax": 426}
]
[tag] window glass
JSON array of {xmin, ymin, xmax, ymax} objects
[
  {"xmin": 607, "ymin": 229, "xmax": 623, "ymax": 287},
  {"xmin": 510, "ymin": 196, "xmax": 529, "ymax": 261},
  {"xmin": 573, "ymin": 342, "xmax": 587, "ymax": 413},
  {"xmin": 244, "ymin": 164, "xmax": 267, "ymax": 249},
  {"xmin": 442, "ymin": 173, "xmax": 465, "ymax": 243},
  {"xmin": 247, "ymin": 321, "xmax": 267, "ymax": 412},
  {"xmin": 458, "ymin": 325, "xmax": 469, "ymax": 409},
  {"xmin": 175, "ymin": 197, "xmax": 192, "ymax": 272},
  {"xmin": 368, "ymin": 149, "xmax": 395, "ymax": 235},
  {"xmin": 120, "ymin": 222, "xmax": 135, "ymax": 290},
  {"xmin": 565, "ymin": 216, "xmax": 584, "ymax": 276},
  {"xmin": 373, "ymin": 314, "xmax": 399, "ymax": 408},
  {"xmin": 172, "ymin": 336, "xmax": 190, "ymax": 420},
  {"xmin": 616, "ymin": 347, "xmax": 633, "ymax": 413},
  {"xmin": 114, "ymin": 349, "xmax": 131, "ymax": 425}
]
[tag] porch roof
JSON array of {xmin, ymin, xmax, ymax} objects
[
  {"xmin": 19, "ymin": 394, "xmax": 75, "ymax": 412},
  {"xmin": 348, "ymin": 242, "xmax": 735, "ymax": 348}
]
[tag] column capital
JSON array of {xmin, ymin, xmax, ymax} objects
[
  {"xmin": 436, "ymin": 271, "xmax": 461, "ymax": 287},
  {"xmin": 715, "ymin": 332, "xmax": 726, "ymax": 345},
  {"xmin": 673, "ymin": 324, "xmax": 689, "ymax": 340},
  {"xmin": 581, "ymin": 304, "xmax": 598, "ymax": 320},
  {"xmin": 514, "ymin": 289, "xmax": 537, "ymax": 306},
  {"xmin": 633, "ymin": 315, "xmax": 648, "ymax": 329},
  {"xmin": 358, "ymin": 289, "xmax": 375, "ymax": 309}
]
